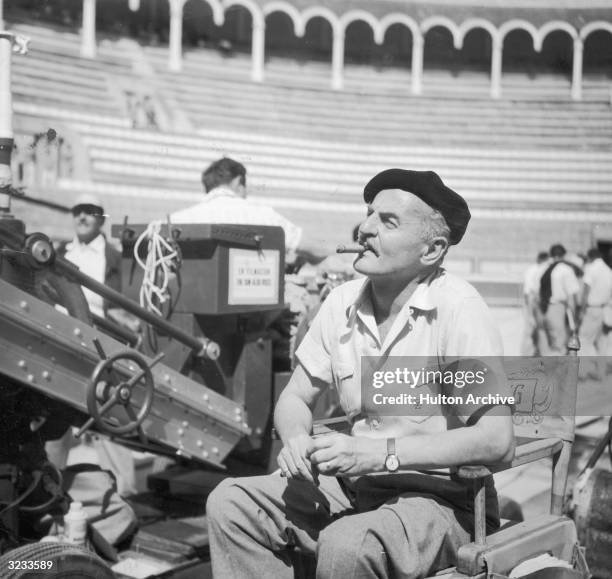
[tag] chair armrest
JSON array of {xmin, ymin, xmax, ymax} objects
[{"xmin": 457, "ymin": 437, "xmax": 564, "ymax": 479}]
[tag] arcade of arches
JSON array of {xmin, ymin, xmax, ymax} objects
[{"xmin": 3, "ymin": 0, "xmax": 612, "ymax": 99}]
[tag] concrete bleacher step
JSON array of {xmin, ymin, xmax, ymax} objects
[
  {"xmin": 64, "ymin": 122, "xmax": 612, "ymax": 205},
  {"xmin": 9, "ymin": 22, "xmax": 134, "ymax": 69},
  {"xmin": 151, "ymin": 66, "xmax": 608, "ymax": 115},
  {"xmin": 145, "ymin": 45, "xmax": 611, "ymax": 102},
  {"xmin": 82, "ymin": 138, "xmax": 612, "ymax": 182},
  {"xmin": 82, "ymin": 138, "xmax": 612, "ymax": 180},
  {"xmin": 12, "ymin": 82, "xmax": 117, "ymax": 113},
  {"xmin": 170, "ymin": 93, "xmax": 610, "ymax": 130},
  {"xmin": 14, "ymin": 102, "xmax": 130, "ymax": 128}
]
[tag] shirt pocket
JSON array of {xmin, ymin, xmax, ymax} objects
[{"xmin": 332, "ymin": 362, "xmax": 358, "ymax": 417}]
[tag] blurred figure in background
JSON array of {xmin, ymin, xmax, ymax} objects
[
  {"xmin": 579, "ymin": 248, "xmax": 612, "ymax": 379},
  {"xmin": 521, "ymin": 251, "xmax": 549, "ymax": 356},
  {"xmin": 538, "ymin": 243, "xmax": 581, "ymax": 355}
]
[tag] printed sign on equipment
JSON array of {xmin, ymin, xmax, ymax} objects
[{"xmin": 228, "ymin": 248, "xmax": 279, "ymax": 305}]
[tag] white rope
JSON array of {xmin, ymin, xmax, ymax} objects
[{"xmin": 133, "ymin": 221, "xmax": 178, "ymax": 316}]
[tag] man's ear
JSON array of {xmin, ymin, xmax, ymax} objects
[
  {"xmin": 421, "ymin": 237, "xmax": 448, "ymax": 265},
  {"xmin": 230, "ymin": 176, "xmax": 246, "ymax": 198}
]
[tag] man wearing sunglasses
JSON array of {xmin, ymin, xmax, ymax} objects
[
  {"xmin": 63, "ymin": 193, "xmax": 121, "ymax": 318},
  {"xmin": 51, "ymin": 193, "xmax": 137, "ymax": 496}
]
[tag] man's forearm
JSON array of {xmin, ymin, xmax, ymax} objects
[
  {"xmin": 394, "ymin": 418, "xmax": 514, "ymax": 471},
  {"xmin": 274, "ymin": 392, "xmax": 314, "ymax": 443}
]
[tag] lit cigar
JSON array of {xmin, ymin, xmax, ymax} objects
[{"xmin": 336, "ymin": 244, "xmax": 364, "ymax": 254}]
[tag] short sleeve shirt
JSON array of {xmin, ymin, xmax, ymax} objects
[
  {"xmin": 295, "ymin": 268, "xmax": 507, "ymax": 440},
  {"xmin": 548, "ymin": 263, "xmax": 581, "ymax": 304},
  {"xmin": 583, "ymin": 259, "xmax": 612, "ymax": 306}
]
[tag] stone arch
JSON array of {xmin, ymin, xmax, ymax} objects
[
  {"xmin": 580, "ymin": 22, "xmax": 612, "ymax": 75},
  {"xmin": 222, "ymin": 0, "xmax": 263, "ymax": 27},
  {"xmin": 500, "ymin": 23, "xmax": 539, "ymax": 80},
  {"xmin": 301, "ymin": 15, "xmax": 334, "ymax": 63},
  {"xmin": 422, "ymin": 24, "xmax": 456, "ymax": 72},
  {"xmin": 378, "ymin": 20, "xmax": 415, "ymax": 68},
  {"xmin": 263, "ymin": 2, "xmax": 303, "ymax": 36},
  {"xmin": 537, "ymin": 24, "xmax": 575, "ymax": 77},
  {"xmin": 182, "ymin": 0, "xmax": 223, "ymax": 46},
  {"xmin": 536, "ymin": 21, "xmax": 577, "ymax": 51},
  {"xmin": 499, "ymin": 19, "xmax": 539, "ymax": 49},
  {"xmin": 421, "ymin": 16, "xmax": 461, "ymax": 49},
  {"xmin": 377, "ymin": 13, "xmax": 420, "ymax": 45},
  {"xmin": 343, "ymin": 15, "xmax": 378, "ymax": 65},
  {"xmin": 264, "ymin": 9, "xmax": 302, "ymax": 59},
  {"xmin": 339, "ymin": 10, "xmax": 380, "ymax": 43},
  {"xmin": 457, "ymin": 18, "xmax": 498, "ymax": 49},
  {"xmin": 301, "ymin": 6, "xmax": 341, "ymax": 37},
  {"xmin": 457, "ymin": 25, "xmax": 493, "ymax": 75},
  {"xmin": 194, "ymin": 0, "xmax": 225, "ymax": 26},
  {"xmin": 580, "ymin": 20, "xmax": 612, "ymax": 41}
]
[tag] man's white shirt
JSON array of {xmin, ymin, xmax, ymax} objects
[
  {"xmin": 171, "ymin": 187, "xmax": 302, "ymax": 262},
  {"xmin": 64, "ymin": 233, "xmax": 106, "ymax": 317},
  {"xmin": 584, "ymin": 258, "xmax": 612, "ymax": 306}
]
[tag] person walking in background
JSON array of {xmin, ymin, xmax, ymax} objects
[
  {"xmin": 579, "ymin": 248, "xmax": 612, "ymax": 379},
  {"xmin": 538, "ymin": 244, "xmax": 581, "ymax": 355},
  {"xmin": 521, "ymin": 251, "xmax": 549, "ymax": 356}
]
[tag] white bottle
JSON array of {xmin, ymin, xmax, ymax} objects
[{"xmin": 64, "ymin": 501, "xmax": 88, "ymax": 545}]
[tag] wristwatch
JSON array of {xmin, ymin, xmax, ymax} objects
[{"xmin": 384, "ymin": 438, "xmax": 400, "ymax": 472}]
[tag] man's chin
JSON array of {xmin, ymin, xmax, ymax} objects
[{"xmin": 354, "ymin": 256, "xmax": 378, "ymax": 276}]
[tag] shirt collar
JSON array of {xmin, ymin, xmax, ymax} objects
[
  {"xmin": 346, "ymin": 268, "xmax": 440, "ymax": 321},
  {"xmin": 66, "ymin": 233, "xmax": 105, "ymax": 253},
  {"xmin": 205, "ymin": 186, "xmax": 239, "ymax": 201},
  {"xmin": 344, "ymin": 268, "xmax": 442, "ymax": 350}
]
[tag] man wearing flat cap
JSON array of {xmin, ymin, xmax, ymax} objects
[
  {"xmin": 207, "ymin": 169, "xmax": 514, "ymax": 578},
  {"xmin": 61, "ymin": 193, "xmax": 121, "ymax": 318},
  {"xmin": 47, "ymin": 193, "xmax": 137, "ymax": 496}
]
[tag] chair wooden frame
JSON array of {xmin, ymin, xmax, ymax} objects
[{"xmin": 312, "ymin": 333, "xmax": 588, "ymax": 578}]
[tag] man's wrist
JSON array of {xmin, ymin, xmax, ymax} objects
[
  {"xmin": 366, "ymin": 438, "xmax": 388, "ymax": 473},
  {"xmin": 278, "ymin": 427, "xmax": 310, "ymax": 445}
]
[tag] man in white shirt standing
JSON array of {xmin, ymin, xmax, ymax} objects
[
  {"xmin": 580, "ymin": 248, "xmax": 612, "ymax": 378},
  {"xmin": 63, "ymin": 193, "xmax": 120, "ymax": 317},
  {"xmin": 521, "ymin": 251, "xmax": 549, "ymax": 356},
  {"xmin": 171, "ymin": 157, "xmax": 330, "ymax": 266},
  {"xmin": 47, "ymin": 193, "xmax": 137, "ymax": 496}
]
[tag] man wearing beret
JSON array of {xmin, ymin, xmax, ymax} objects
[{"xmin": 206, "ymin": 169, "xmax": 515, "ymax": 578}]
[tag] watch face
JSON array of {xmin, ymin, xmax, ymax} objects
[{"xmin": 385, "ymin": 454, "xmax": 399, "ymax": 472}]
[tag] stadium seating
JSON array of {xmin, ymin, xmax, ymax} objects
[{"xmin": 7, "ymin": 19, "xmax": 612, "ymax": 276}]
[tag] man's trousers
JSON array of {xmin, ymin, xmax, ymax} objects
[
  {"xmin": 543, "ymin": 303, "xmax": 569, "ymax": 355},
  {"xmin": 579, "ymin": 305, "xmax": 606, "ymax": 379},
  {"xmin": 206, "ymin": 471, "xmax": 498, "ymax": 578}
]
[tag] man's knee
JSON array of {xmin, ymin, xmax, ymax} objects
[
  {"xmin": 316, "ymin": 517, "xmax": 383, "ymax": 571},
  {"xmin": 206, "ymin": 477, "xmax": 243, "ymax": 527}
]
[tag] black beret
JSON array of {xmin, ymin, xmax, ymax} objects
[{"xmin": 363, "ymin": 169, "xmax": 470, "ymax": 245}]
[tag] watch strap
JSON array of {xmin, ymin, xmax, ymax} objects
[{"xmin": 387, "ymin": 438, "xmax": 396, "ymax": 456}]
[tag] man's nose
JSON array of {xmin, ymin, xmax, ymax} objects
[{"xmin": 359, "ymin": 215, "xmax": 377, "ymax": 237}]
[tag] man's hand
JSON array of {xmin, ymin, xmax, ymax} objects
[
  {"xmin": 277, "ymin": 433, "xmax": 318, "ymax": 484},
  {"xmin": 309, "ymin": 433, "xmax": 384, "ymax": 477}
]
